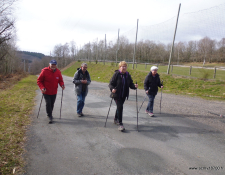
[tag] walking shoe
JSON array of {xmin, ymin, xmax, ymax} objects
[
  {"xmin": 77, "ymin": 113, "xmax": 82, "ymax": 117},
  {"xmin": 47, "ymin": 116, "xmax": 54, "ymax": 119},
  {"xmin": 118, "ymin": 125, "xmax": 125, "ymax": 131},
  {"xmin": 145, "ymin": 110, "xmax": 149, "ymax": 114},
  {"xmin": 81, "ymin": 113, "xmax": 84, "ymax": 116},
  {"xmin": 148, "ymin": 113, "xmax": 155, "ymax": 117},
  {"xmin": 48, "ymin": 116, "xmax": 53, "ymax": 124},
  {"xmin": 114, "ymin": 118, "xmax": 119, "ymax": 125}
]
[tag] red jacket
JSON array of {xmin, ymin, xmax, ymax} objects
[{"xmin": 37, "ymin": 67, "xmax": 64, "ymax": 95}]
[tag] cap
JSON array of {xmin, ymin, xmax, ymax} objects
[
  {"xmin": 150, "ymin": 66, "xmax": 158, "ymax": 71},
  {"xmin": 49, "ymin": 60, "xmax": 57, "ymax": 65}
]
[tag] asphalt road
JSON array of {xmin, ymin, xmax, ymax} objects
[{"xmin": 24, "ymin": 75, "xmax": 225, "ymax": 175}]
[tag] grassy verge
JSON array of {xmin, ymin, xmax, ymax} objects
[
  {"xmin": 76, "ymin": 61, "xmax": 225, "ymax": 81},
  {"xmin": 0, "ymin": 75, "xmax": 38, "ymax": 175},
  {"xmin": 62, "ymin": 61, "xmax": 225, "ymax": 101}
]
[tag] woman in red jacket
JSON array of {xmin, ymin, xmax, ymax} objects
[{"xmin": 37, "ymin": 60, "xmax": 65, "ymax": 123}]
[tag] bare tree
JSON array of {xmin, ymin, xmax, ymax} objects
[
  {"xmin": 198, "ymin": 37, "xmax": 212, "ymax": 65},
  {"xmin": 217, "ymin": 38, "xmax": 225, "ymax": 62},
  {"xmin": 70, "ymin": 40, "xmax": 76, "ymax": 60},
  {"xmin": 0, "ymin": 0, "xmax": 20, "ymax": 74}
]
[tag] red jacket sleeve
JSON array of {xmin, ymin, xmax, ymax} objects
[{"xmin": 37, "ymin": 69, "xmax": 45, "ymax": 90}]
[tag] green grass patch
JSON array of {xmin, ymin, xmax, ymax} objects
[
  {"xmin": 63, "ymin": 62, "xmax": 225, "ymax": 101},
  {"xmin": 0, "ymin": 75, "xmax": 38, "ymax": 175}
]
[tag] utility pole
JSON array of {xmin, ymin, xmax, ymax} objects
[
  {"xmin": 133, "ymin": 19, "xmax": 139, "ymax": 69},
  {"xmin": 96, "ymin": 38, "xmax": 98, "ymax": 63},
  {"xmin": 116, "ymin": 29, "xmax": 120, "ymax": 66},
  {"xmin": 167, "ymin": 3, "xmax": 181, "ymax": 74},
  {"xmin": 104, "ymin": 34, "xmax": 106, "ymax": 65}
]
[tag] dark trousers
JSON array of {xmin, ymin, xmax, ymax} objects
[
  {"xmin": 114, "ymin": 97, "xmax": 126, "ymax": 125},
  {"xmin": 43, "ymin": 94, "xmax": 56, "ymax": 118}
]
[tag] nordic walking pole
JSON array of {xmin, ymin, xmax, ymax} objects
[
  {"xmin": 136, "ymin": 81, "xmax": 139, "ymax": 131},
  {"xmin": 60, "ymin": 88, "xmax": 63, "ymax": 119},
  {"xmin": 160, "ymin": 80, "xmax": 163, "ymax": 114},
  {"xmin": 104, "ymin": 98, "xmax": 113, "ymax": 127},
  {"xmin": 138, "ymin": 88, "xmax": 150, "ymax": 113},
  {"xmin": 37, "ymin": 94, "xmax": 44, "ymax": 118}
]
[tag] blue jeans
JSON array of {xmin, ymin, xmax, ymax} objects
[
  {"xmin": 77, "ymin": 91, "xmax": 86, "ymax": 114},
  {"xmin": 146, "ymin": 94, "xmax": 156, "ymax": 113}
]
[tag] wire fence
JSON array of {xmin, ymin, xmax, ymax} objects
[{"xmin": 74, "ymin": 3, "xmax": 225, "ymax": 68}]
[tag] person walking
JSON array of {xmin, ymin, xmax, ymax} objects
[
  {"xmin": 144, "ymin": 66, "xmax": 163, "ymax": 117},
  {"xmin": 37, "ymin": 60, "xmax": 65, "ymax": 124},
  {"xmin": 73, "ymin": 63, "xmax": 91, "ymax": 117},
  {"xmin": 109, "ymin": 61, "xmax": 138, "ymax": 131}
]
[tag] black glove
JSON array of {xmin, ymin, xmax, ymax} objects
[{"xmin": 147, "ymin": 87, "xmax": 151, "ymax": 94}]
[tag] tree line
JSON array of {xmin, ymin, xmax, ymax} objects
[
  {"xmin": 29, "ymin": 35, "xmax": 224, "ymax": 75},
  {"xmin": 17, "ymin": 51, "xmax": 45, "ymax": 59},
  {"xmin": 74, "ymin": 36, "xmax": 225, "ymax": 65}
]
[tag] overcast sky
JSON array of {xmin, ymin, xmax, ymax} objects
[{"xmin": 15, "ymin": 0, "xmax": 225, "ymax": 55}]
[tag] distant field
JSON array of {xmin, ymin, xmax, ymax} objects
[
  {"xmin": 62, "ymin": 61, "xmax": 225, "ymax": 101},
  {"xmin": 81, "ymin": 61, "xmax": 225, "ymax": 81}
]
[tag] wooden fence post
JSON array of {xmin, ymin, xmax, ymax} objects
[
  {"xmin": 189, "ymin": 66, "xmax": 192, "ymax": 75},
  {"xmin": 213, "ymin": 67, "xmax": 216, "ymax": 79}
]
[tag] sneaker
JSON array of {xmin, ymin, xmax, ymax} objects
[
  {"xmin": 148, "ymin": 113, "xmax": 155, "ymax": 117},
  {"xmin": 77, "ymin": 113, "xmax": 82, "ymax": 117},
  {"xmin": 145, "ymin": 110, "xmax": 149, "ymax": 114},
  {"xmin": 81, "ymin": 113, "xmax": 84, "ymax": 116},
  {"xmin": 114, "ymin": 118, "xmax": 119, "ymax": 125},
  {"xmin": 118, "ymin": 125, "xmax": 125, "ymax": 131}
]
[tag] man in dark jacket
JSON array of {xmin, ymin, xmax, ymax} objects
[
  {"xmin": 109, "ymin": 61, "xmax": 138, "ymax": 131},
  {"xmin": 144, "ymin": 66, "xmax": 163, "ymax": 117},
  {"xmin": 37, "ymin": 60, "xmax": 65, "ymax": 123},
  {"xmin": 73, "ymin": 63, "xmax": 91, "ymax": 117}
]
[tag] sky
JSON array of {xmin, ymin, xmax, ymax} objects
[{"xmin": 15, "ymin": 0, "xmax": 225, "ymax": 55}]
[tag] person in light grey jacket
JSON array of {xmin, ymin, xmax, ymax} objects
[{"xmin": 73, "ymin": 63, "xmax": 91, "ymax": 117}]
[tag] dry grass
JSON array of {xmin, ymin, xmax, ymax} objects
[
  {"xmin": 0, "ymin": 72, "xmax": 28, "ymax": 91},
  {"xmin": 0, "ymin": 75, "xmax": 38, "ymax": 175}
]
